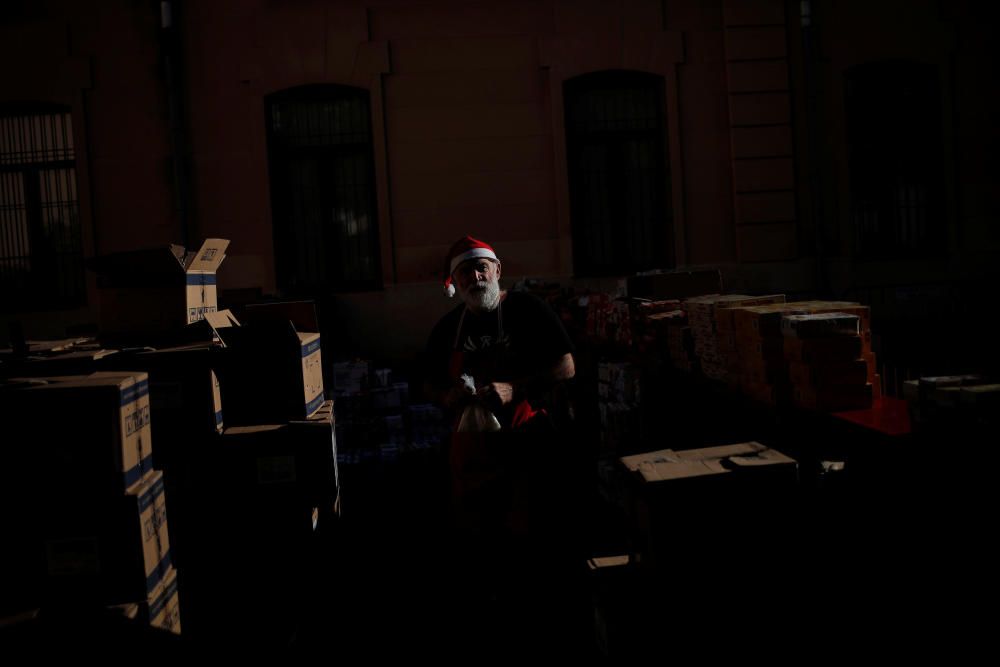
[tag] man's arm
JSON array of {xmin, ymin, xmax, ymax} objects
[
  {"xmin": 424, "ymin": 376, "xmax": 476, "ymax": 410},
  {"xmin": 478, "ymin": 352, "xmax": 575, "ymax": 407}
]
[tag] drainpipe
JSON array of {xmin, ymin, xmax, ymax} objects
[
  {"xmin": 160, "ymin": 0, "xmax": 193, "ymax": 248},
  {"xmin": 800, "ymin": 0, "xmax": 828, "ymax": 296}
]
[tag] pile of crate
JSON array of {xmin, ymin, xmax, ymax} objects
[
  {"xmin": 332, "ymin": 360, "xmax": 448, "ymax": 465},
  {"xmin": 903, "ymin": 374, "xmax": 1000, "ymax": 435},
  {"xmin": 730, "ymin": 301, "xmax": 877, "ymax": 410},
  {"xmin": 0, "ymin": 371, "xmax": 179, "ymax": 634},
  {"xmin": 1, "ymin": 239, "xmax": 341, "ymax": 648},
  {"xmin": 683, "ymin": 294, "xmax": 786, "ymax": 382}
]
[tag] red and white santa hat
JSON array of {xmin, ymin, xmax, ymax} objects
[{"xmin": 442, "ymin": 236, "xmax": 499, "ymax": 297}]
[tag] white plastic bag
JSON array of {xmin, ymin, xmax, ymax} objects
[
  {"xmin": 456, "ymin": 402, "xmax": 502, "ymax": 433},
  {"xmin": 455, "ymin": 373, "xmax": 501, "ymax": 432}
]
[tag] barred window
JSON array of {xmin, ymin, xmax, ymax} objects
[
  {"xmin": 266, "ymin": 85, "xmax": 381, "ymax": 293},
  {"xmin": 845, "ymin": 60, "xmax": 946, "ymax": 259},
  {"xmin": 564, "ymin": 71, "xmax": 673, "ymax": 276},
  {"xmin": 1, "ymin": 106, "xmax": 84, "ymax": 310}
]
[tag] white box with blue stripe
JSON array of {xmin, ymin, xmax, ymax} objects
[
  {"xmin": 91, "ymin": 238, "xmax": 228, "ymax": 339},
  {"xmin": 211, "ymin": 313, "xmax": 325, "ymax": 424},
  {"xmin": 2, "ymin": 371, "xmax": 155, "ymax": 491}
]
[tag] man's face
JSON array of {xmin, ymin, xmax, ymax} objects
[{"xmin": 453, "ymin": 258, "xmax": 501, "ymax": 312}]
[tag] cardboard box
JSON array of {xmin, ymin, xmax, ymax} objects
[
  {"xmin": 733, "ymin": 301, "xmax": 869, "ymax": 337},
  {"xmin": 1, "ymin": 372, "xmax": 154, "ymax": 491},
  {"xmin": 114, "ymin": 566, "xmax": 182, "ymax": 635},
  {"xmin": 210, "ymin": 311, "xmax": 324, "ymax": 424},
  {"xmin": 621, "ymin": 442, "xmax": 797, "ymax": 484},
  {"xmin": 621, "ymin": 443, "xmax": 799, "ymax": 576},
  {"xmin": 90, "ymin": 238, "xmax": 229, "ymax": 338},
  {"xmin": 214, "ymin": 400, "xmax": 337, "ymax": 507},
  {"xmin": 26, "ymin": 470, "xmax": 172, "ymax": 606},
  {"xmin": 781, "ymin": 312, "xmax": 861, "ymax": 338},
  {"xmin": 102, "ymin": 344, "xmax": 224, "ymax": 469}
]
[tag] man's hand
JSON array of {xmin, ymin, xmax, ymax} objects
[
  {"xmin": 477, "ymin": 381, "xmax": 514, "ymax": 411},
  {"xmin": 442, "ymin": 377, "xmax": 476, "ymax": 409}
]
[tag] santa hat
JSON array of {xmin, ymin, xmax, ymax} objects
[{"xmin": 442, "ymin": 236, "xmax": 499, "ymax": 297}]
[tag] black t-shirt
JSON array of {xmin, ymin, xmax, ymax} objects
[{"xmin": 424, "ymin": 291, "xmax": 574, "ymax": 407}]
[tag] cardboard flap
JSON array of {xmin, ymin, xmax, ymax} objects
[
  {"xmin": 185, "ymin": 238, "xmax": 230, "ymax": 272},
  {"xmin": 197, "ymin": 309, "xmax": 239, "ymax": 346},
  {"xmin": 204, "ymin": 309, "xmax": 239, "ymax": 330}
]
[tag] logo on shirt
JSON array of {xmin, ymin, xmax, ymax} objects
[{"xmin": 463, "ymin": 333, "xmax": 510, "ymax": 352}]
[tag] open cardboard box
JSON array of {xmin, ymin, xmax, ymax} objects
[
  {"xmin": 90, "ymin": 239, "xmax": 229, "ymax": 341},
  {"xmin": 204, "ymin": 310, "xmax": 323, "ymax": 424}
]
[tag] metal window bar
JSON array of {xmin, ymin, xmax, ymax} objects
[
  {"xmin": 0, "ymin": 110, "xmax": 83, "ymax": 309},
  {"xmin": 846, "ymin": 61, "xmax": 945, "ymax": 260},
  {"xmin": 266, "ymin": 86, "xmax": 380, "ymax": 293},
  {"xmin": 564, "ymin": 72, "xmax": 673, "ymax": 276}
]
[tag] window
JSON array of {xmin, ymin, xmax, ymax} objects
[
  {"xmin": 845, "ymin": 60, "xmax": 946, "ymax": 259},
  {"xmin": 266, "ymin": 85, "xmax": 381, "ymax": 293},
  {"xmin": 564, "ymin": 71, "xmax": 673, "ymax": 276},
  {"xmin": 0, "ymin": 106, "xmax": 84, "ymax": 310}
]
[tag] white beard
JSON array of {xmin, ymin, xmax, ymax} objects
[{"xmin": 462, "ymin": 277, "xmax": 501, "ymax": 313}]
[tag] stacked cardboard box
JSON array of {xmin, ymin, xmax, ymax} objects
[
  {"xmin": 0, "ymin": 373, "xmax": 178, "ymax": 629},
  {"xmin": 111, "ymin": 567, "xmax": 181, "ymax": 635},
  {"xmin": 619, "ymin": 442, "xmax": 798, "ymax": 573},
  {"xmin": 730, "ymin": 301, "xmax": 874, "ymax": 407},
  {"xmin": 903, "ymin": 374, "xmax": 999, "ymax": 432},
  {"xmin": 210, "ymin": 311, "xmax": 324, "ymax": 425},
  {"xmin": 683, "ymin": 295, "xmax": 785, "ymax": 381},
  {"xmin": 783, "ymin": 312, "xmax": 876, "ymax": 411},
  {"xmin": 586, "ymin": 295, "xmax": 633, "ymax": 349},
  {"xmin": 714, "ymin": 295, "xmax": 786, "ymax": 389}
]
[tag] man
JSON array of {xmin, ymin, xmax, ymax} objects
[
  {"xmin": 423, "ymin": 236, "xmax": 586, "ymax": 652},
  {"xmin": 423, "ymin": 235, "xmax": 577, "ymax": 537},
  {"xmin": 424, "ymin": 235, "xmax": 575, "ymax": 445}
]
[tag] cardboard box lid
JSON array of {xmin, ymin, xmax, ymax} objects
[
  {"xmin": 183, "ymin": 238, "xmax": 229, "ymax": 273},
  {"xmin": 622, "ymin": 442, "xmax": 795, "ymax": 483}
]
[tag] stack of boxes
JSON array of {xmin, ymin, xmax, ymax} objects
[
  {"xmin": 730, "ymin": 301, "xmax": 875, "ymax": 408},
  {"xmin": 618, "ymin": 441, "xmax": 799, "ymax": 576},
  {"xmin": 597, "ymin": 361, "xmax": 642, "ymax": 456},
  {"xmin": 684, "ymin": 295, "xmax": 785, "ymax": 382},
  {"xmin": 0, "ymin": 372, "xmax": 180, "ymax": 635},
  {"xmin": 682, "ymin": 294, "xmax": 724, "ymax": 380},
  {"xmin": 903, "ymin": 374, "xmax": 1000, "ymax": 435},
  {"xmin": 713, "ymin": 295, "xmax": 786, "ymax": 390},
  {"xmin": 2, "ymin": 239, "xmax": 344, "ymax": 647},
  {"xmin": 586, "ymin": 294, "xmax": 633, "ymax": 350},
  {"xmin": 783, "ymin": 312, "xmax": 877, "ymax": 411},
  {"xmin": 331, "ymin": 360, "xmax": 448, "ymax": 465}
]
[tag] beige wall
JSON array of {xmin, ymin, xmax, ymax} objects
[{"xmin": 2, "ymin": 0, "xmax": 996, "ymax": 359}]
